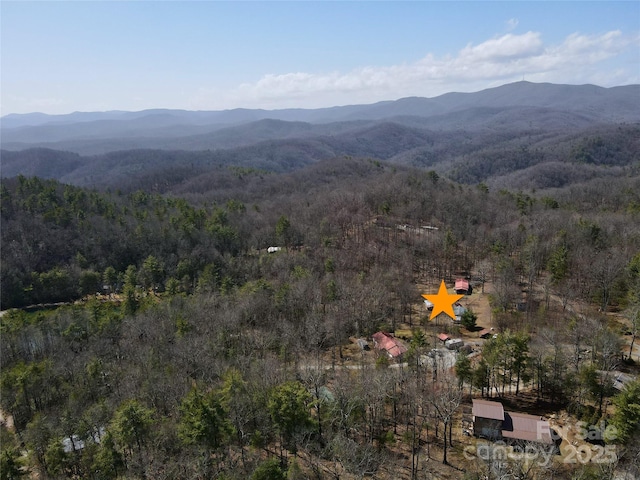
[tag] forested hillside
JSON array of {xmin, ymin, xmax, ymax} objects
[
  {"xmin": 1, "ymin": 153, "xmax": 640, "ymax": 478},
  {"xmin": 2, "ymin": 123, "xmax": 639, "ymax": 193},
  {"xmin": 1, "ymin": 81, "xmax": 640, "ymax": 479}
]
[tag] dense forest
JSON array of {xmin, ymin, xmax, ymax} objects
[
  {"xmin": 1, "ymin": 82, "xmax": 640, "ymax": 479},
  {"xmin": 2, "ymin": 154, "xmax": 639, "ymax": 479},
  {"xmin": 2, "ymin": 123, "xmax": 639, "ymax": 194}
]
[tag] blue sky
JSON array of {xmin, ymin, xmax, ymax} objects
[{"xmin": 2, "ymin": 1, "xmax": 639, "ymax": 115}]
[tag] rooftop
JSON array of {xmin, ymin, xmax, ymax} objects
[
  {"xmin": 502, "ymin": 412, "xmax": 553, "ymax": 444},
  {"xmin": 472, "ymin": 399, "xmax": 504, "ymax": 421},
  {"xmin": 372, "ymin": 331, "xmax": 408, "ymax": 358}
]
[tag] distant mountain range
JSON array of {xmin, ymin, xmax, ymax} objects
[
  {"xmin": 2, "ymin": 81, "xmax": 639, "ymax": 192},
  {"xmin": 2, "ymin": 81, "xmax": 638, "ymax": 152}
]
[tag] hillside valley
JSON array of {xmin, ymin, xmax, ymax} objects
[
  {"xmin": 2, "ymin": 82, "xmax": 639, "ymax": 195},
  {"xmin": 1, "ymin": 81, "xmax": 640, "ymax": 480}
]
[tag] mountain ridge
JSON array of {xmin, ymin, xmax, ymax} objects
[
  {"xmin": 2, "ymin": 81, "xmax": 638, "ymax": 193},
  {"xmin": 3, "ymin": 81, "xmax": 638, "ymax": 129}
]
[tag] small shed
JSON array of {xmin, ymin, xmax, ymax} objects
[
  {"xmin": 437, "ymin": 333, "xmax": 450, "ymax": 343},
  {"xmin": 478, "ymin": 328, "xmax": 492, "ymax": 339},
  {"xmin": 455, "ymin": 278, "xmax": 471, "ymax": 295}
]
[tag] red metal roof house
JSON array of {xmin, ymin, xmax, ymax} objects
[{"xmin": 372, "ymin": 331, "xmax": 408, "ymax": 359}]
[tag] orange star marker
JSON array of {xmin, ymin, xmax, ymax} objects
[{"xmin": 422, "ymin": 280, "xmax": 464, "ymax": 321}]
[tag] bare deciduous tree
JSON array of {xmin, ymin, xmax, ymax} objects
[{"xmin": 428, "ymin": 377, "xmax": 462, "ymax": 465}]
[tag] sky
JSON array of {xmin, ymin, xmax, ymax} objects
[{"xmin": 1, "ymin": 1, "xmax": 639, "ymax": 115}]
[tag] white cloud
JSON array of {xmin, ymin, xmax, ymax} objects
[
  {"xmin": 458, "ymin": 31, "xmax": 543, "ymax": 62},
  {"xmin": 197, "ymin": 30, "xmax": 639, "ymax": 110},
  {"xmin": 506, "ymin": 18, "xmax": 519, "ymax": 31}
]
